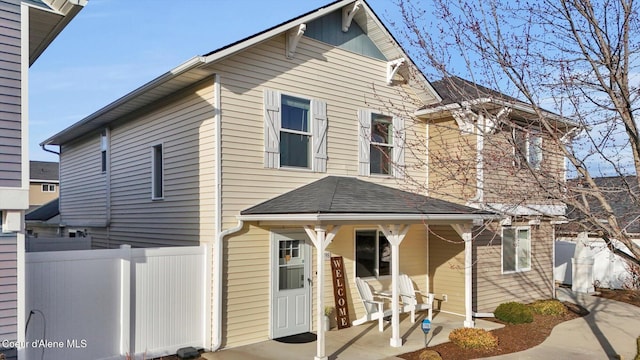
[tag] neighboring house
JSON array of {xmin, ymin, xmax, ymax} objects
[
  {"xmin": 419, "ymin": 76, "xmax": 578, "ymax": 313},
  {"xmin": 40, "ymin": 1, "xmax": 570, "ymax": 358},
  {"xmin": 0, "ymin": 0, "xmax": 87, "ymax": 357},
  {"xmin": 28, "ymin": 160, "xmax": 59, "ymax": 212}
]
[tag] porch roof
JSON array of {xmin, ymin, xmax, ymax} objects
[{"xmin": 239, "ymin": 176, "xmax": 496, "ymax": 224}]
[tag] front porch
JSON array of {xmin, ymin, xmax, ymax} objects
[{"xmin": 204, "ymin": 311, "xmax": 503, "ymax": 360}]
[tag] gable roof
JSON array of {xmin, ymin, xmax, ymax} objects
[
  {"xmin": 418, "ymin": 76, "xmax": 579, "ymax": 130},
  {"xmin": 30, "ymin": 161, "xmax": 59, "ymax": 181},
  {"xmin": 41, "ymin": 0, "xmax": 440, "ymax": 147},
  {"xmin": 240, "ymin": 176, "xmax": 495, "ymax": 223}
]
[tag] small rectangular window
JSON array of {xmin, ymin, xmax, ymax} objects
[
  {"xmin": 41, "ymin": 184, "xmax": 55, "ymax": 192},
  {"xmin": 355, "ymin": 230, "xmax": 390, "ymax": 278},
  {"xmin": 280, "ymin": 95, "xmax": 311, "ymax": 168},
  {"xmin": 370, "ymin": 114, "xmax": 393, "ymax": 175},
  {"xmin": 101, "ymin": 130, "xmax": 108, "ymax": 173},
  {"xmin": 513, "ymin": 129, "xmax": 542, "ymax": 170},
  {"xmin": 152, "ymin": 144, "xmax": 163, "ymax": 199}
]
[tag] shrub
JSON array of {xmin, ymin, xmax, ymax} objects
[
  {"xmin": 634, "ymin": 335, "xmax": 640, "ymax": 360},
  {"xmin": 529, "ymin": 299, "xmax": 567, "ymax": 316},
  {"xmin": 494, "ymin": 301, "xmax": 533, "ymax": 324},
  {"xmin": 448, "ymin": 327, "xmax": 498, "ymax": 351},
  {"xmin": 418, "ymin": 349, "xmax": 443, "ymax": 360}
]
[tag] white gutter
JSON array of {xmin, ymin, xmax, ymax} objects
[{"xmin": 237, "ymin": 213, "xmax": 498, "ymax": 223}]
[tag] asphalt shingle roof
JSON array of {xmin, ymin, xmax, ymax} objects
[
  {"xmin": 241, "ymin": 176, "xmax": 491, "ymax": 216},
  {"xmin": 30, "ymin": 161, "xmax": 59, "ymax": 181},
  {"xmin": 25, "ymin": 198, "xmax": 59, "ymax": 222}
]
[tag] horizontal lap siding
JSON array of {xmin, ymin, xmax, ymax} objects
[
  {"xmin": 216, "ymin": 35, "xmax": 429, "ymax": 347},
  {"xmin": 218, "ymin": 35, "xmax": 427, "ymax": 229},
  {"xmin": 427, "ymin": 120, "xmax": 476, "ymax": 204},
  {"xmin": 474, "ymin": 222, "xmax": 554, "ymax": 313},
  {"xmin": 60, "ymin": 134, "xmax": 107, "ymax": 225},
  {"xmin": 0, "ymin": 1, "xmax": 21, "ymax": 188},
  {"xmin": 429, "ymin": 225, "xmax": 465, "ymax": 315},
  {"xmin": 0, "ymin": 236, "xmax": 17, "ymax": 344},
  {"xmin": 108, "ymin": 81, "xmax": 216, "ymax": 247}
]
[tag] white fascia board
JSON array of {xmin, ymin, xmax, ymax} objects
[
  {"xmin": 487, "ymin": 203, "xmax": 566, "ymax": 217},
  {"xmin": 203, "ymin": 0, "xmax": 353, "ymax": 65},
  {"xmin": 30, "ymin": 179, "xmax": 60, "ymax": 183},
  {"xmin": 414, "ymin": 98, "xmax": 492, "ymax": 118},
  {"xmin": 238, "ymin": 212, "xmax": 498, "ymax": 224}
]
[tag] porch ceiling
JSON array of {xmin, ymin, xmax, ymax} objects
[{"xmin": 239, "ymin": 176, "xmax": 496, "ymax": 225}]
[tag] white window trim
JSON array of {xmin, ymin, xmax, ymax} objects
[
  {"xmin": 41, "ymin": 184, "xmax": 55, "ymax": 192},
  {"xmin": 353, "ymin": 228, "xmax": 391, "ymax": 280},
  {"xmin": 501, "ymin": 226, "xmax": 532, "ymax": 274},
  {"xmin": 358, "ymin": 109, "xmax": 405, "ymax": 178},
  {"xmin": 151, "ymin": 143, "xmax": 164, "ymax": 200},
  {"xmin": 513, "ymin": 129, "xmax": 543, "ymax": 170},
  {"xmin": 279, "ymin": 94, "xmax": 313, "ymax": 170}
]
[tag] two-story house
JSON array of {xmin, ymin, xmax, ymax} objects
[
  {"xmin": 40, "ymin": 1, "xmax": 571, "ymax": 358},
  {"xmin": 27, "ymin": 160, "xmax": 58, "ymax": 211},
  {"xmin": 0, "ymin": 0, "xmax": 86, "ymax": 357}
]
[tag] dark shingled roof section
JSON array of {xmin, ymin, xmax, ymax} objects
[
  {"xmin": 241, "ymin": 176, "xmax": 492, "ymax": 215},
  {"xmin": 30, "ymin": 161, "xmax": 59, "ymax": 181},
  {"xmin": 563, "ymin": 176, "xmax": 640, "ymax": 234},
  {"xmin": 429, "ymin": 76, "xmax": 523, "ymax": 106},
  {"xmin": 26, "ymin": 198, "xmax": 59, "ymax": 222}
]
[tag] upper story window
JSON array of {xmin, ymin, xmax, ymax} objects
[
  {"xmin": 358, "ymin": 110, "xmax": 405, "ymax": 178},
  {"xmin": 355, "ymin": 230, "xmax": 390, "ymax": 278},
  {"xmin": 151, "ymin": 144, "xmax": 164, "ymax": 200},
  {"xmin": 502, "ymin": 226, "xmax": 531, "ymax": 273},
  {"xmin": 264, "ymin": 89, "xmax": 327, "ymax": 172},
  {"xmin": 41, "ymin": 184, "xmax": 56, "ymax": 192},
  {"xmin": 513, "ymin": 129, "xmax": 542, "ymax": 170},
  {"xmin": 101, "ymin": 130, "xmax": 109, "ymax": 173},
  {"xmin": 280, "ymin": 95, "xmax": 311, "ymax": 168}
]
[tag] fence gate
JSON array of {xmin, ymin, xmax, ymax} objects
[{"xmin": 25, "ymin": 245, "xmax": 208, "ymax": 360}]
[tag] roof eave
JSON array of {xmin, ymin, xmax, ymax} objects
[
  {"xmin": 41, "ymin": 56, "xmax": 208, "ymax": 146},
  {"xmin": 237, "ymin": 212, "xmax": 498, "ymax": 225}
]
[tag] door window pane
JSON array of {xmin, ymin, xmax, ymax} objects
[{"xmin": 279, "ymin": 240, "xmax": 304, "ymax": 290}]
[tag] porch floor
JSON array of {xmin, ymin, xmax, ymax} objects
[{"xmin": 202, "ymin": 312, "xmax": 503, "ymax": 360}]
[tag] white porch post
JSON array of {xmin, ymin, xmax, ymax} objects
[
  {"xmin": 379, "ymin": 224, "xmax": 409, "ymax": 348},
  {"xmin": 304, "ymin": 225, "xmax": 341, "ymax": 360},
  {"xmin": 452, "ymin": 224, "xmax": 475, "ymax": 328}
]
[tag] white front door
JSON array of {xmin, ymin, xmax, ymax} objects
[{"xmin": 272, "ymin": 232, "xmax": 311, "ymax": 338}]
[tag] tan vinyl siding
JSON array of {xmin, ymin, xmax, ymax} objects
[
  {"xmin": 427, "ymin": 120, "xmax": 477, "ymax": 204},
  {"xmin": 216, "ymin": 35, "xmax": 427, "ymax": 230},
  {"xmin": 28, "ymin": 182, "xmax": 58, "ymax": 206},
  {"xmin": 221, "ymin": 223, "xmax": 430, "ymax": 348},
  {"xmin": 428, "ymin": 225, "xmax": 465, "ymax": 315},
  {"xmin": 107, "ymin": 80, "xmax": 216, "ymax": 248},
  {"xmin": 0, "ymin": 0, "xmax": 22, "ymax": 188},
  {"xmin": 474, "ymin": 222, "xmax": 554, "ymax": 313},
  {"xmin": 60, "ymin": 133, "xmax": 107, "ymax": 226}
]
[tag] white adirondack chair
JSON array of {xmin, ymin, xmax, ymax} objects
[
  {"xmin": 399, "ymin": 274, "xmax": 435, "ymax": 323},
  {"xmin": 352, "ymin": 277, "xmax": 392, "ymax": 331}
]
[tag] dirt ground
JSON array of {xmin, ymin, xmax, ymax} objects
[
  {"xmin": 153, "ymin": 288, "xmax": 639, "ymax": 360},
  {"xmin": 398, "ymin": 288, "xmax": 640, "ymax": 360}
]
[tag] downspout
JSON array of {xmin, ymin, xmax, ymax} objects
[
  {"xmin": 211, "ymin": 74, "xmax": 246, "ymax": 352},
  {"xmin": 40, "ymin": 144, "xmax": 60, "ymax": 156}
]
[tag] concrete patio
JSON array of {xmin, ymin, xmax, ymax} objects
[{"xmin": 202, "ymin": 312, "xmax": 503, "ymax": 360}]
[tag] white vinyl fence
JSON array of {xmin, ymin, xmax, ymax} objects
[
  {"xmin": 25, "ymin": 245, "xmax": 208, "ymax": 360},
  {"xmin": 555, "ymin": 235, "xmax": 636, "ymax": 290}
]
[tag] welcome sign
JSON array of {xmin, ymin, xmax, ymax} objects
[{"xmin": 330, "ymin": 256, "xmax": 351, "ymax": 329}]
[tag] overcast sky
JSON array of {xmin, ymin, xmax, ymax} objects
[{"xmin": 29, "ymin": 0, "xmax": 398, "ymax": 161}]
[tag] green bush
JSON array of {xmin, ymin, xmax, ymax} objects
[
  {"xmin": 529, "ymin": 299, "xmax": 566, "ymax": 316},
  {"xmin": 448, "ymin": 327, "xmax": 498, "ymax": 351},
  {"xmin": 494, "ymin": 301, "xmax": 533, "ymax": 324}
]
